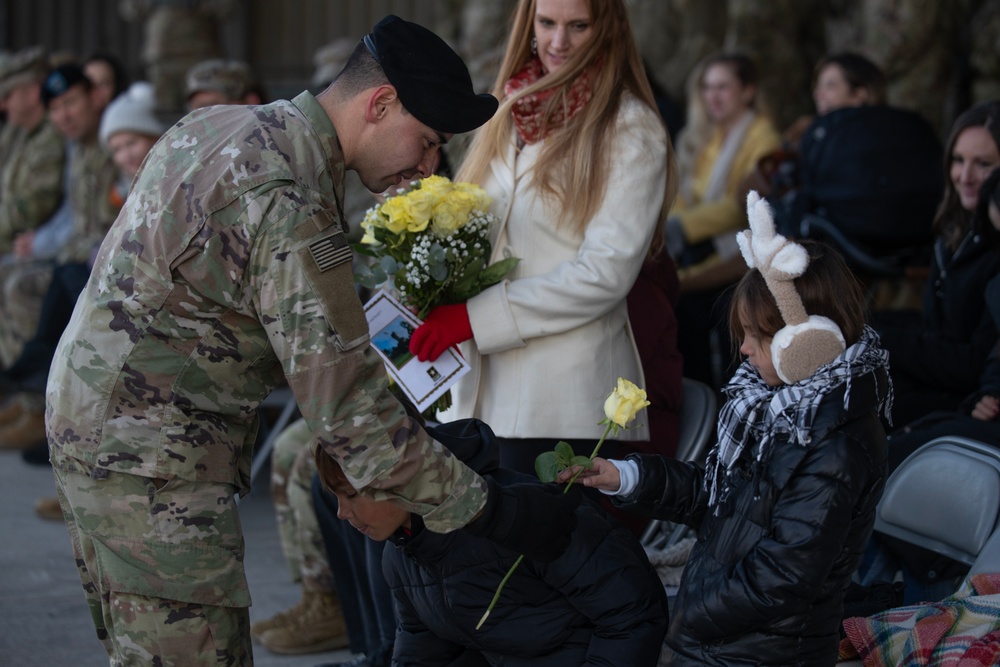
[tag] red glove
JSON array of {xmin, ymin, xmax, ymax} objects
[{"xmin": 409, "ymin": 303, "xmax": 472, "ymax": 362}]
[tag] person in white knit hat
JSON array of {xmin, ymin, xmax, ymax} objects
[{"xmin": 99, "ymin": 81, "xmax": 166, "ymax": 203}]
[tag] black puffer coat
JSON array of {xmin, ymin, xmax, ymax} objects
[
  {"xmin": 616, "ymin": 370, "xmax": 889, "ymax": 667},
  {"xmin": 383, "ymin": 420, "xmax": 668, "ymax": 667}
]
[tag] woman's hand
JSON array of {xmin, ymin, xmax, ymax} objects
[
  {"xmin": 556, "ymin": 456, "xmax": 622, "ymax": 493},
  {"xmin": 972, "ymin": 394, "xmax": 999, "ymax": 421}
]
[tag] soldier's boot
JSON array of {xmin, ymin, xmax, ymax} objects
[
  {"xmin": 0, "ymin": 408, "xmax": 45, "ymax": 450},
  {"xmin": 251, "ymin": 588, "xmax": 317, "ymax": 640},
  {"xmin": 35, "ymin": 496, "xmax": 64, "ymax": 521},
  {"xmin": 258, "ymin": 589, "xmax": 350, "ymax": 655},
  {"xmin": 0, "ymin": 399, "xmax": 23, "ymax": 429}
]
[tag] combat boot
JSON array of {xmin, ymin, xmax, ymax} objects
[
  {"xmin": 35, "ymin": 496, "xmax": 64, "ymax": 521},
  {"xmin": 251, "ymin": 588, "xmax": 317, "ymax": 640},
  {"xmin": 258, "ymin": 589, "xmax": 350, "ymax": 655},
  {"xmin": 0, "ymin": 408, "xmax": 45, "ymax": 450},
  {"xmin": 0, "ymin": 399, "xmax": 23, "ymax": 429}
]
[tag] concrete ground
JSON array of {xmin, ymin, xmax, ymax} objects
[{"xmin": 0, "ymin": 445, "xmax": 355, "ymax": 667}]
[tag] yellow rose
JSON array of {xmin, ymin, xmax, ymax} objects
[
  {"xmin": 403, "ymin": 188, "xmax": 435, "ymax": 232},
  {"xmin": 419, "ymin": 174, "xmax": 452, "ymax": 196},
  {"xmin": 380, "ymin": 196, "xmax": 413, "ymax": 235},
  {"xmin": 453, "ymin": 181, "xmax": 491, "ymax": 212},
  {"xmin": 603, "ymin": 378, "xmax": 650, "ymax": 428}
]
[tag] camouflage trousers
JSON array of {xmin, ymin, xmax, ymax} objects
[
  {"xmin": 271, "ymin": 417, "xmax": 334, "ymax": 593},
  {"xmin": 0, "ymin": 258, "xmax": 51, "ymax": 368},
  {"xmin": 51, "ymin": 452, "xmax": 253, "ymax": 667}
]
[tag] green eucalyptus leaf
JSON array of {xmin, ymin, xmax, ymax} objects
[
  {"xmin": 554, "ymin": 441, "xmax": 575, "ymax": 467},
  {"xmin": 480, "ymin": 257, "xmax": 521, "ymax": 286},
  {"xmin": 569, "ymin": 455, "xmax": 593, "ymax": 469},
  {"xmin": 379, "ymin": 256, "xmax": 398, "ymax": 274},
  {"xmin": 352, "ymin": 243, "xmax": 378, "ymax": 258},
  {"xmin": 535, "ymin": 451, "xmax": 559, "ymax": 483}
]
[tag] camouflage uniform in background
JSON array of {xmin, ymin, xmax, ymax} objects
[
  {"xmin": 0, "ymin": 123, "xmax": 21, "ymax": 176},
  {"xmin": 968, "ymin": 0, "xmax": 1000, "ymax": 106},
  {"xmin": 46, "ymin": 92, "xmax": 487, "ymax": 665},
  {"xmin": 118, "ymin": 0, "xmax": 234, "ymax": 116},
  {"xmin": 270, "ymin": 417, "xmax": 333, "ymax": 593},
  {"xmin": 0, "ymin": 116, "xmax": 65, "ymax": 253},
  {"xmin": 857, "ymin": 0, "xmax": 964, "ymax": 136},
  {"xmin": 0, "ymin": 140, "xmax": 116, "ymax": 370},
  {"xmin": 724, "ymin": 0, "xmax": 828, "ymax": 130},
  {"xmin": 628, "ymin": 0, "xmax": 727, "ymax": 107}
]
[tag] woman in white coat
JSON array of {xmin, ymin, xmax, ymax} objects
[{"xmin": 410, "ymin": 0, "xmax": 677, "ymax": 475}]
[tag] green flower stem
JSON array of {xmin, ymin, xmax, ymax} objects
[
  {"xmin": 475, "ymin": 554, "xmax": 523, "ymax": 630},
  {"xmin": 475, "ymin": 421, "xmax": 615, "ymax": 631}
]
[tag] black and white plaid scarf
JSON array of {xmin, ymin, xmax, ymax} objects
[{"xmin": 704, "ymin": 325, "xmax": 892, "ymax": 510}]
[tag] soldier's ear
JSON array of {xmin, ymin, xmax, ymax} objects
[{"xmin": 364, "ymin": 85, "xmax": 398, "ymax": 124}]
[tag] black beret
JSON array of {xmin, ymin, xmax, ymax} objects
[
  {"xmin": 364, "ymin": 15, "xmax": 497, "ymax": 134},
  {"xmin": 41, "ymin": 64, "xmax": 90, "ymax": 107}
]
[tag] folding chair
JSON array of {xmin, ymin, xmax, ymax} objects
[
  {"xmin": 874, "ymin": 435, "xmax": 1000, "ymax": 573},
  {"xmin": 640, "ymin": 378, "xmax": 718, "ymax": 550},
  {"xmin": 837, "ymin": 436, "xmax": 1000, "ymax": 665}
]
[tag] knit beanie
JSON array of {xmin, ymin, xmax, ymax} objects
[{"xmin": 98, "ymin": 82, "xmax": 164, "ymax": 148}]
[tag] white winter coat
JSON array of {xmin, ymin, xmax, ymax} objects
[{"xmin": 444, "ymin": 94, "xmax": 669, "ymax": 440}]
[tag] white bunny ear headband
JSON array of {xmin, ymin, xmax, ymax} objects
[{"xmin": 736, "ymin": 191, "xmax": 846, "ymax": 384}]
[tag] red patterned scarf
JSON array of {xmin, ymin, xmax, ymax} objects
[{"xmin": 504, "ymin": 57, "xmax": 594, "ymax": 145}]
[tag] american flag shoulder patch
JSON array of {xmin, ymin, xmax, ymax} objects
[{"xmin": 308, "ymin": 232, "xmax": 352, "ymax": 272}]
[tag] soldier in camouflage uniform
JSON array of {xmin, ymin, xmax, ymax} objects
[
  {"xmin": 118, "ymin": 0, "xmax": 234, "ymax": 117},
  {"xmin": 0, "ymin": 63, "xmax": 118, "ymax": 451},
  {"xmin": 46, "ymin": 15, "xmax": 580, "ymax": 666},
  {"xmin": 0, "ymin": 47, "xmax": 66, "ymax": 256},
  {"xmin": 185, "ymin": 58, "xmax": 264, "ymax": 111}
]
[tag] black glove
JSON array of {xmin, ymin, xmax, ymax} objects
[{"xmin": 464, "ymin": 477, "xmax": 581, "ymax": 562}]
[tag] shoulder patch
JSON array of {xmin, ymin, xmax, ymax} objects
[{"xmin": 308, "ymin": 232, "xmax": 352, "ymax": 272}]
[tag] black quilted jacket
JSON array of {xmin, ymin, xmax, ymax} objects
[{"xmin": 616, "ymin": 369, "xmax": 889, "ymax": 667}]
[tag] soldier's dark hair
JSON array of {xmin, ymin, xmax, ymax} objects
[
  {"xmin": 814, "ymin": 52, "xmax": 886, "ymax": 105},
  {"xmin": 332, "ymin": 42, "xmax": 389, "ymax": 98}
]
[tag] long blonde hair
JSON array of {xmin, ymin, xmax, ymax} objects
[
  {"xmin": 675, "ymin": 52, "xmax": 767, "ymax": 184},
  {"xmin": 458, "ymin": 0, "xmax": 676, "ymax": 253}
]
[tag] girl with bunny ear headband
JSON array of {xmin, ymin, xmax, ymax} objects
[
  {"xmin": 736, "ymin": 191, "xmax": 847, "ymax": 384},
  {"xmin": 559, "ymin": 191, "xmax": 895, "ymax": 665}
]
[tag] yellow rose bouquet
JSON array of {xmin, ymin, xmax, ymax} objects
[
  {"xmin": 354, "ymin": 174, "xmax": 519, "ymax": 319},
  {"xmin": 476, "ymin": 378, "xmax": 651, "ymax": 629}
]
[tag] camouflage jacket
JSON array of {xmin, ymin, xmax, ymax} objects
[
  {"xmin": 47, "ymin": 92, "xmax": 486, "ymax": 532},
  {"xmin": 0, "ymin": 117, "xmax": 66, "ymax": 253},
  {"xmin": 57, "ymin": 138, "xmax": 120, "ymax": 264}
]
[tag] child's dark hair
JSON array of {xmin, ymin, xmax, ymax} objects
[
  {"xmin": 729, "ymin": 240, "xmax": 866, "ymax": 352},
  {"xmin": 314, "ymin": 446, "xmax": 352, "ymax": 494}
]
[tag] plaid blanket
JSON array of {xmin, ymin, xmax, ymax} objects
[{"xmin": 838, "ymin": 573, "xmax": 1000, "ymax": 666}]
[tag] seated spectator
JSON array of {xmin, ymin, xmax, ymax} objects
[
  {"xmin": 184, "ymin": 58, "xmax": 264, "ymax": 110},
  {"xmin": 83, "ymin": 51, "xmax": 128, "ymax": 110},
  {"xmin": 0, "ymin": 46, "xmax": 66, "ymax": 256},
  {"xmin": 874, "ymin": 101, "xmax": 1000, "ymax": 426},
  {"xmin": 0, "ymin": 63, "xmax": 118, "ymax": 452},
  {"xmin": 315, "ymin": 419, "xmax": 669, "ymax": 667},
  {"xmin": 668, "ymin": 51, "xmax": 781, "ymax": 389},
  {"xmin": 860, "ymin": 170, "xmax": 1000, "ymax": 605},
  {"xmin": 747, "ymin": 52, "xmax": 887, "ymax": 204}
]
